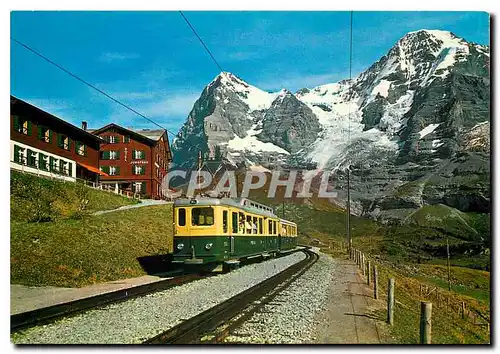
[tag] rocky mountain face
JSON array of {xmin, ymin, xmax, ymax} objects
[{"xmin": 171, "ymin": 29, "xmax": 490, "ymax": 222}]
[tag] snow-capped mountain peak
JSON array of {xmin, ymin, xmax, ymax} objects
[
  {"xmin": 173, "ymin": 29, "xmax": 489, "ymax": 177},
  {"xmin": 211, "ymin": 71, "xmax": 278, "ymax": 112}
]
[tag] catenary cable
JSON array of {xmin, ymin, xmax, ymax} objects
[{"xmin": 11, "ymin": 37, "xmax": 176, "ymax": 136}]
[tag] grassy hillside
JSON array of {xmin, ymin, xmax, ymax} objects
[
  {"xmin": 11, "ymin": 170, "xmax": 138, "ymax": 222},
  {"xmin": 11, "ymin": 205, "xmax": 173, "ymax": 287},
  {"xmin": 374, "ymin": 262, "xmax": 490, "ymax": 344},
  {"xmin": 10, "ymin": 171, "xmax": 172, "ymax": 287}
]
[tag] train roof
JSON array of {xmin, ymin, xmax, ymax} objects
[
  {"xmin": 174, "ymin": 197, "xmax": 279, "ymax": 218},
  {"xmin": 280, "ymin": 218, "xmax": 297, "ymax": 226}
]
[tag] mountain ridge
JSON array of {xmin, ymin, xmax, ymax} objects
[{"xmin": 170, "ymin": 29, "xmax": 490, "ymax": 221}]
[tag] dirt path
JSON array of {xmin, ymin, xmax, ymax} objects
[
  {"xmin": 93, "ymin": 200, "xmax": 172, "ymax": 216},
  {"xmin": 310, "ymin": 257, "xmax": 390, "ymax": 344}
]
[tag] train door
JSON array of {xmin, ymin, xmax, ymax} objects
[
  {"xmin": 277, "ymin": 221, "xmax": 282, "ymax": 250},
  {"xmin": 174, "ymin": 206, "xmax": 192, "ymax": 254},
  {"xmin": 230, "ymin": 210, "xmax": 238, "ymax": 256}
]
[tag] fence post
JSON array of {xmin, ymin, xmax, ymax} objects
[
  {"xmin": 367, "ymin": 261, "xmax": 371, "ymax": 285},
  {"xmin": 362, "ymin": 254, "xmax": 366, "ymax": 276},
  {"xmin": 387, "ymin": 278, "xmax": 395, "ymax": 325},
  {"xmin": 373, "ymin": 265, "xmax": 379, "ymax": 299},
  {"xmin": 461, "ymin": 302, "xmax": 466, "ymax": 319},
  {"xmin": 420, "ymin": 302, "xmax": 432, "ymax": 344}
]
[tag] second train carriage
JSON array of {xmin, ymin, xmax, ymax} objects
[{"xmin": 172, "ymin": 197, "xmax": 297, "ymax": 267}]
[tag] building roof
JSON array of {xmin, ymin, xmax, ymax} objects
[
  {"xmin": 90, "ymin": 123, "xmax": 168, "ymax": 146},
  {"xmin": 132, "ymin": 129, "xmax": 166, "ymax": 141},
  {"xmin": 10, "ymin": 95, "xmax": 105, "ymax": 146}
]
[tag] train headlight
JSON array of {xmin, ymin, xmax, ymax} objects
[
  {"xmin": 205, "ymin": 243, "xmax": 213, "ymax": 250},
  {"xmin": 177, "ymin": 243, "xmax": 184, "ymax": 250}
]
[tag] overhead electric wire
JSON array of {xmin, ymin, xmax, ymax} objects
[
  {"xmin": 179, "ymin": 11, "xmax": 225, "ymax": 74},
  {"xmin": 11, "ymin": 37, "xmax": 176, "ymax": 137}
]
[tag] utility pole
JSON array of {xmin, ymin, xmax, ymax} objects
[
  {"xmin": 347, "ymin": 168, "xmax": 352, "ymax": 253},
  {"xmin": 446, "ymin": 237, "xmax": 451, "ymax": 291},
  {"xmin": 346, "ymin": 10, "xmax": 353, "ymax": 255},
  {"xmin": 197, "ymin": 150, "xmax": 202, "ymax": 196},
  {"xmin": 197, "ymin": 150, "xmax": 202, "ymax": 170}
]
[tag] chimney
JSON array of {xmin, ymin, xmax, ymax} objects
[{"xmin": 82, "ymin": 121, "xmax": 88, "ymax": 131}]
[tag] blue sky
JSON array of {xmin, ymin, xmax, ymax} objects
[{"xmin": 11, "ymin": 11, "xmax": 489, "ymax": 138}]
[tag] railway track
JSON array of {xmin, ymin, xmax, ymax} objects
[
  {"xmin": 144, "ymin": 248, "xmax": 319, "ymax": 344},
  {"xmin": 10, "ymin": 271, "xmax": 206, "ymax": 333},
  {"xmin": 11, "ymin": 248, "xmax": 306, "ymax": 335}
]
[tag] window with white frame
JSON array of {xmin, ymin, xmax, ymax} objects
[
  {"xmin": 109, "ymin": 135, "xmax": 117, "ymax": 143},
  {"xmin": 134, "ymin": 182, "xmax": 142, "ymax": 193},
  {"xmin": 28, "ymin": 150, "xmax": 37, "ymax": 167},
  {"xmin": 109, "ymin": 151, "xmax": 117, "ymax": 160},
  {"xmin": 13, "ymin": 145, "xmax": 26, "ymax": 164},
  {"xmin": 134, "ymin": 165, "xmax": 144, "ymax": 175},
  {"xmin": 134, "ymin": 150, "xmax": 142, "ymax": 159},
  {"xmin": 59, "ymin": 160, "xmax": 67, "ymax": 174},
  {"xmin": 41, "ymin": 154, "xmax": 49, "ymax": 171},
  {"xmin": 109, "ymin": 166, "xmax": 117, "ymax": 176}
]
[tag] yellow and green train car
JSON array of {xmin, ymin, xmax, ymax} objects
[{"xmin": 172, "ymin": 197, "xmax": 298, "ymax": 267}]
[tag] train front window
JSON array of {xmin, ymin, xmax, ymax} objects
[
  {"xmin": 178, "ymin": 208, "xmax": 186, "ymax": 226},
  {"xmin": 192, "ymin": 207, "xmax": 214, "ymax": 226},
  {"xmin": 258, "ymin": 218, "xmax": 263, "ymax": 234}
]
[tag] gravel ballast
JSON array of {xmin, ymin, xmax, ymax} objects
[
  {"xmin": 11, "ymin": 251, "xmax": 306, "ymax": 344},
  {"xmin": 224, "ymin": 251, "xmax": 337, "ymax": 344}
]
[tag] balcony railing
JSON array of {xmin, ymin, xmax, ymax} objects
[{"xmin": 10, "ymin": 159, "xmax": 140, "ymax": 200}]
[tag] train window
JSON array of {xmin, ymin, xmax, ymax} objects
[
  {"xmin": 178, "ymin": 208, "xmax": 186, "ymax": 226},
  {"xmin": 192, "ymin": 207, "xmax": 214, "ymax": 226},
  {"xmin": 223, "ymin": 211, "xmax": 228, "ymax": 233},
  {"xmin": 268, "ymin": 220, "xmax": 273, "ymax": 235},
  {"xmin": 232, "ymin": 212, "xmax": 238, "ymax": 233},
  {"xmin": 252, "ymin": 217, "xmax": 258, "ymax": 234},
  {"xmin": 238, "ymin": 212, "xmax": 245, "ymax": 234},
  {"xmin": 246, "ymin": 215, "xmax": 252, "ymax": 234},
  {"xmin": 273, "ymin": 221, "xmax": 277, "ymax": 235},
  {"xmin": 258, "ymin": 218, "xmax": 263, "ymax": 234}
]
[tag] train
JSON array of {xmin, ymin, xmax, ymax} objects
[{"xmin": 172, "ymin": 197, "xmax": 298, "ymax": 271}]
